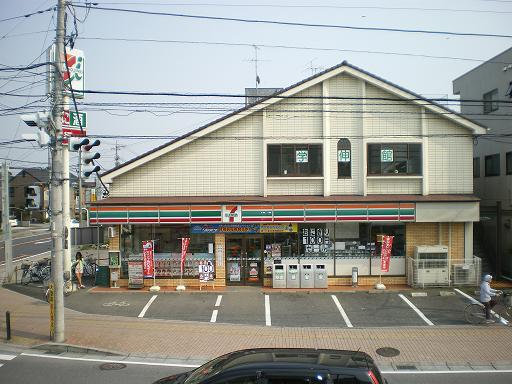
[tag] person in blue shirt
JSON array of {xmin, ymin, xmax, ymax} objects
[{"xmin": 480, "ymin": 274, "xmax": 502, "ymax": 323}]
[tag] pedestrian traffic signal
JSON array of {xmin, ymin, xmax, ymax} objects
[
  {"xmin": 25, "ymin": 185, "xmax": 42, "ymax": 209},
  {"xmin": 81, "ymin": 139, "xmax": 101, "ymax": 179}
]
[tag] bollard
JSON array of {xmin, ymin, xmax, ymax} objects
[{"xmin": 6, "ymin": 311, "xmax": 11, "ymax": 340}]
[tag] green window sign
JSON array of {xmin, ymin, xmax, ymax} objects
[
  {"xmin": 381, "ymin": 149, "xmax": 393, "ymax": 162},
  {"xmin": 296, "ymin": 150, "xmax": 309, "ymax": 163},
  {"xmin": 338, "ymin": 149, "xmax": 351, "ymax": 163}
]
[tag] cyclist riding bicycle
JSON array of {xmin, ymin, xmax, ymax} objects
[{"xmin": 480, "ymin": 274, "xmax": 502, "ymax": 323}]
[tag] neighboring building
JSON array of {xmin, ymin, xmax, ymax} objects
[
  {"xmin": 7, "ymin": 168, "xmax": 78, "ymax": 223},
  {"xmin": 93, "ymin": 61, "xmax": 485, "ymax": 288},
  {"xmin": 453, "ymin": 47, "xmax": 512, "ymax": 279}
]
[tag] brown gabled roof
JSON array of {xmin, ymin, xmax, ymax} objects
[
  {"xmin": 91, "ymin": 194, "xmax": 479, "ymax": 206},
  {"xmin": 101, "ymin": 61, "xmax": 487, "ymax": 179}
]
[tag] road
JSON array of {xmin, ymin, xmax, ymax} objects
[
  {"xmin": 1, "ymin": 347, "xmax": 511, "ymax": 384},
  {"xmin": 0, "ymin": 231, "xmax": 51, "ymax": 265}
]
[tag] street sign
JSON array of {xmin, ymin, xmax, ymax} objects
[{"xmin": 62, "ymin": 110, "xmax": 87, "ymax": 128}]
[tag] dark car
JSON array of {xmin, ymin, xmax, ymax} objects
[{"xmin": 154, "ymin": 348, "xmax": 386, "ymax": 384}]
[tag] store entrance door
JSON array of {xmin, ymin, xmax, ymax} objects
[{"xmin": 225, "ymin": 236, "xmax": 263, "ymax": 285}]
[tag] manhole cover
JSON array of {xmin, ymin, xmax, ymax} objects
[
  {"xmin": 99, "ymin": 363, "xmax": 127, "ymax": 371},
  {"xmin": 376, "ymin": 347, "xmax": 400, "ymax": 357}
]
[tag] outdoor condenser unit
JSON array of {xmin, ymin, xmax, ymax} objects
[{"xmin": 414, "ymin": 245, "xmax": 450, "ymax": 286}]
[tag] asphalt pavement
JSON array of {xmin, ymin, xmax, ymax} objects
[{"xmin": 0, "ymin": 230, "xmax": 51, "ymax": 264}]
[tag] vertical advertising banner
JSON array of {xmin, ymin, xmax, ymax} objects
[
  {"xmin": 142, "ymin": 240, "xmax": 155, "ymax": 278},
  {"xmin": 380, "ymin": 235, "xmax": 394, "ymax": 273},
  {"xmin": 181, "ymin": 237, "xmax": 191, "ymax": 275}
]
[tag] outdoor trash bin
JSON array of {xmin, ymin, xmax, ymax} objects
[
  {"xmin": 286, "ymin": 264, "xmax": 300, "ymax": 288},
  {"xmin": 314, "ymin": 264, "xmax": 328, "ymax": 288},
  {"xmin": 273, "ymin": 264, "xmax": 286, "ymax": 288},
  {"xmin": 300, "ymin": 264, "xmax": 314, "ymax": 288}
]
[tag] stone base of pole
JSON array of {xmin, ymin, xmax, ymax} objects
[
  {"xmin": 375, "ymin": 283, "xmax": 386, "ymax": 290},
  {"xmin": 149, "ymin": 285, "xmax": 160, "ymax": 292}
]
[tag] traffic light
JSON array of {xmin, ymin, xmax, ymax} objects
[
  {"xmin": 69, "ymin": 137, "xmax": 89, "ymax": 151},
  {"xmin": 26, "ymin": 185, "xmax": 42, "ymax": 209},
  {"xmin": 82, "ymin": 139, "xmax": 101, "ymax": 178}
]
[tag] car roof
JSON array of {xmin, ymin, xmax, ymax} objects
[{"xmin": 208, "ymin": 348, "xmax": 376, "ymax": 374}]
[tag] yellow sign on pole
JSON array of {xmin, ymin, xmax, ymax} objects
[{"xmin": 48, "ymin": 282, "xmax": 55, "ymax": 339}]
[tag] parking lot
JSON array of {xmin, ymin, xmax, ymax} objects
[{"xmin": 8, "ymin": 284, "xmax": 504, "ymax": 328}]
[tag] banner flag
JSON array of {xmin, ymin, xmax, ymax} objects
[
  {"xmin": 142, "ymin": 240, "xmax": 155, "ymax": 278},
  {"xmin": 181, "ymin": 237, "xmax": 191, "ymax": 275},
  {"xmin": 380, "ymin": 235, "xmax": 394, "ymax": 273}
]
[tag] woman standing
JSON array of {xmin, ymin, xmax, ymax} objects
[{"xmin": 75, "ymin": 252, "xmax": 85, "ymax": 289}]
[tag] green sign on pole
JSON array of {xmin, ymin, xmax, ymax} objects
[{"xmin": 69, "ymin": 112, "xmax": 87, "ymax": 128}]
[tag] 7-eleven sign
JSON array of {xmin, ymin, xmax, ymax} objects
[
  {"xmin": 63, "ymin": 48, "xmax": 84, "ymax": 99},
  {"xmin": 222, "ymin": 205, "xmax": 242, "ymax": 223}
]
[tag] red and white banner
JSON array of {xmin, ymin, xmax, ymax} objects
[
  {"xmin": 380, "ymin": 235, "xmax": 394, "ymax": 273},
  {"xmin": 180, "ymin": 237, "xmax": 191, "ymax": 275},
  {"xmin": 142, "ymin": 240, "xmax": 155, "ymax": 278}
]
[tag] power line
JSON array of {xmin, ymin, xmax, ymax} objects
[
  {"xmin": 78, "ymin": 36, "xmax": 511, "ymax": 64},
  {"xmin": 73, "ymin": 4, "xmax": 512, "ymax": 39},
  {"xmin": 0, "ymin": 6, "xmax": 55, "ymax": 24}
]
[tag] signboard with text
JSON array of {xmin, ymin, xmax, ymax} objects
[
  {"xmin": 380, "ymin": 235, "xmax": 394, "ymax": 273},
  {"xmin": 199, "ymin": 260, "xmax": 215, "ymax": 282},
  {"xmin": 142, "ymin": 240, "xmax": 155, "ymax": 278}
]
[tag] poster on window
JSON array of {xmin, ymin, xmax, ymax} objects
[
  {"xmin": 381, "ymin": 149, "xmax": 393, "ymax": 162},
  {"xmin": 296, "ymin": 150, "xmax": 309, "ymax": 163},
  {"xmin": 337, "ymin": 149, "xmax": 351, "ymax": 162},
  {"xmin": 380, "ymin": 235, "xmax": 394, "ymax": 273},
  {"xmin": 142, "ymin": 240, "xmax": 154, "ymax": 278},
  {"xmin": 228, "ymin": 262, "xmax": 241, "ymax": 282},
  {"xmin": 301, "ymin": 227, "xmax": 331, "ymax": 253},
  {"xmin": 199, "ymin": 260, "xmax": 215, "ymax": 282}
]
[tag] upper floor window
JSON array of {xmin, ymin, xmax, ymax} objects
[
  {"xmin": 483, "ymin": 89, "xmax": 499, "ymax": 114},
  {"xmin": 507, "ymin": 152, "xmax": 512, "ymax": 175},
  {"xmin": 267, "ymin": 144, "xmax": 323, "ymax": 177},
  {"xmin": 473, "ymin": 157, "xmax": 480, "ymax": 178},
  {"xmin": 485, "ymin": 153, "xmax": 500, "ymax": 177},
  {"xmin": 337, "ymin": 138, "xmax": 351, "ymax": 178},
  {"xmin": 367, "ymin": 143, "xmax": 422, "ymax": 176}
]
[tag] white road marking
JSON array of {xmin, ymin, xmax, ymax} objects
[
  {"xmin": 137, "ymin": 295, "xmax": 158, "ymax": 318},
  {"xmin": 214, "ymin": 295, "xmax": 222, "ymax": 307},
  {"xmin": 454, "ymin": 288, "xmax": 509, "ymax": 325},
  {"xmin": 265, "ymin": 294, "xmax": 271, "ymax": 326},
  {"xmin": 210, "ymin": 309, "xmax": 218, "ymax": 323},
  {"xmin": 20, "ymin": 353, "xmax": 200, "ymax": 368},
  {"xmin": 398, "ymin": 293, "xmax": 435, "ymax": 326},
  {"xmin": 331, "ymin": 295, "xmax": 353, "ymax": 328},
  {"xmin": 34, "ymin": 240, "xmax": 51, "ymax": 244},
  {"xmin": 0, "ymin": 251, "xmax": 51, "ymax": 266},
  {"xmin": 0, "ymin": 354, "xmax": 16, "ymax": 360},
  {"xmin": 383, "ymin": 370, "xmax": 512, "ymax": 374}
]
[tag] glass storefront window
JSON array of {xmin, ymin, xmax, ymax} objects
[{"xmin": 120, "ymin": 225, "xmax": 214, "ymax": 279}]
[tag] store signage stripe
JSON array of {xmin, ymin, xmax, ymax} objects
[
  {"xmin": 128, "ymin": 206, "xmax": 159, "ymax": 211},
  {"xmin": 190, "ymin": 205, "xmax": 222, "ymax": 211},
  {"xmin": 399, "ymin": 209, "xmax": 415, "ymax": 216},
  {"xmin": 191, "ymin": 211, "xmax": 222, "ymax": 217},
  {"xmin": 95, "ymin": 219, "xmax": 128, "ymax": 223},
  {"xmin": 338, "ymin": 204, "xmax": 367, "ymax": 209},
  {"xmin": 368, "ymin": 209, "xmax": 399, "ymax": 216},
  {"xmin": 160, "ymin": 218, "xmax": 190, "ymax": 223},
  {"xmin": 337, "ymin": 217, "xmax": 368, "ymax": 221},
  {"xmin": 337, "ymin": 209, "xmax": 367, "ymax": 216},
  {"xmin": 129, "ymin": 212, "xmax": 159, "ymax": 218},
  {"xmin": 159, "ymin": 205, "xmax": 189, "ymax": 211},
  {"xmin": 306, "ymin": 209, "xmax": 336, "ymax": 216},
  {"xmin": 90, "ymin": 206, "xmax": 128, "ymax": 211},
  {"xmin": 367, "ymin": 204, "xmax": 399, "ymax": 209},
  {"xmin": 306, "ymin": 217, "xmax": 336, "ymax": 221},
  {"xmin": 243, "ymin": 205, "xmax": 274, "ymax": 210},
  {"xmin": 399, "ymin": 216, "xmax": 415, "ymax": 220},
  {"xmin": 399, "ymin": 203, "xmax": 415, "ymax": 209},
  {"xmin": 274, "ymin": 217, "xmax": 304, "ymax": 222},
  {"xmin": 370, "ymin": 216, "xmax": 399, "ymax": 221},
  {"xmin": 306, "ymin": 205, "xmax": 337, "ymax": 209},
  {"xmin": 159, "ymin": 211, "xmax": 189, "ymax": 218},
  {"xmin": 242, "ymin": 211, "xmax": 273, "ymax": 217},
  {"xmin": 273, "ymin": 205, "xmax": 305, "ymax": 210},
  {"xmin": 274, "ymin": 210, "xmax": 304, "ymax": 217},
  {"xmin": 97, "ymin": 212, "xmax": 127, "ymax": 218},
  {"xmin": 130, "ymin": 218, "xmax": 159, "ymax": 223},
  {"xmin": 190, "ymin": 218, "xmax": 222, "ymax": 223},
  {"xmin": 242, "ymin": 218, "xmax": 273, "ymax": 222}
]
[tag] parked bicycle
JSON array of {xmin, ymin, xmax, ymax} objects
[
  {"xmin": 44, "ymin": 274, "xmax": 73, "ymax": 302},
  {"xmin": 20, "ymin": 259, "xmax": 51, "ymax": 285},
  {"xmin": 464, "ymin": 291, "xmax": 512, "ymax": 325}
]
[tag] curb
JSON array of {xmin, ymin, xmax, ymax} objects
[{"xmin": 31, "ymin": 342, "xmax": 123, "ymax": 356}]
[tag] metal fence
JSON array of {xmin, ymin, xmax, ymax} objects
[{"xmin": 407, "ymin": 256, "xmax": 481, "ymax": 288}]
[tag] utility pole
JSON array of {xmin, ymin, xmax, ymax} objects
[
  {"xmin": 63, "ymin": 94, "xmax": 72, "ymax": 276},
  {"xmin": 1, "ymin": 162, "xmax": 13, "ymax": 284},
  {"xmin": 114, "ymin": 141, "xmax": 120, "ymax": 167},
  {"xmin": 50, "ymin": 0, "xmax": 66, "ymax": 343},
  {"xmin": 78, "ymin": 149, "xmax": 83, "ymax": 227}
]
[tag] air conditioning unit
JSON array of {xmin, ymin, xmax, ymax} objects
[
  {"xmin": 414, "ymin": 245, "xmax": 450, "ymax": 286},
  {"xmin": 453, "ymin": 264, "xmax": 477, "ymax": 285}
]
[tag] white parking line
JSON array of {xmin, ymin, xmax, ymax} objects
[
  {"xmin": 214, "ymin": 295, "xmax": 222, "ymax": 307},
  {"xmin": 331, "ymin": 295, "xmax": 353, "ymax": 328},
  {"xmin": 137, "ymin": 295, "xmax": 158, "ymax": 318},
  {"xmin": 0, "ymin": 354, "xmax": 16, "ymax": 360},
  {"xmin": 210, "ymin": 309, "xmax": 218, "ymax": 323},
  {"xmin": 398, "ymin": 294, "xmax": 434, "ymax": 326},
  {"xmin": 265, "ymin": 294, "xmax": 271, "ymax": 326},
  {"xmin": 454, "ymin": 288, "xmax": 509, "ymax": 325}
]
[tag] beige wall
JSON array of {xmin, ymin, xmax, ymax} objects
[{"xmin": 110, "ymin": 72, "xmax": 475, "ymax": 198}]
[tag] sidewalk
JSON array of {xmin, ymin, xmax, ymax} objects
[{"xmin": 1, "ymin": 287, "xmax": 512, "ymax": 368}]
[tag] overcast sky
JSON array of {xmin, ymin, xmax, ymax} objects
[{"xmin": 0, "ymin": 0, "xmax": 510, "ymax": 175}]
